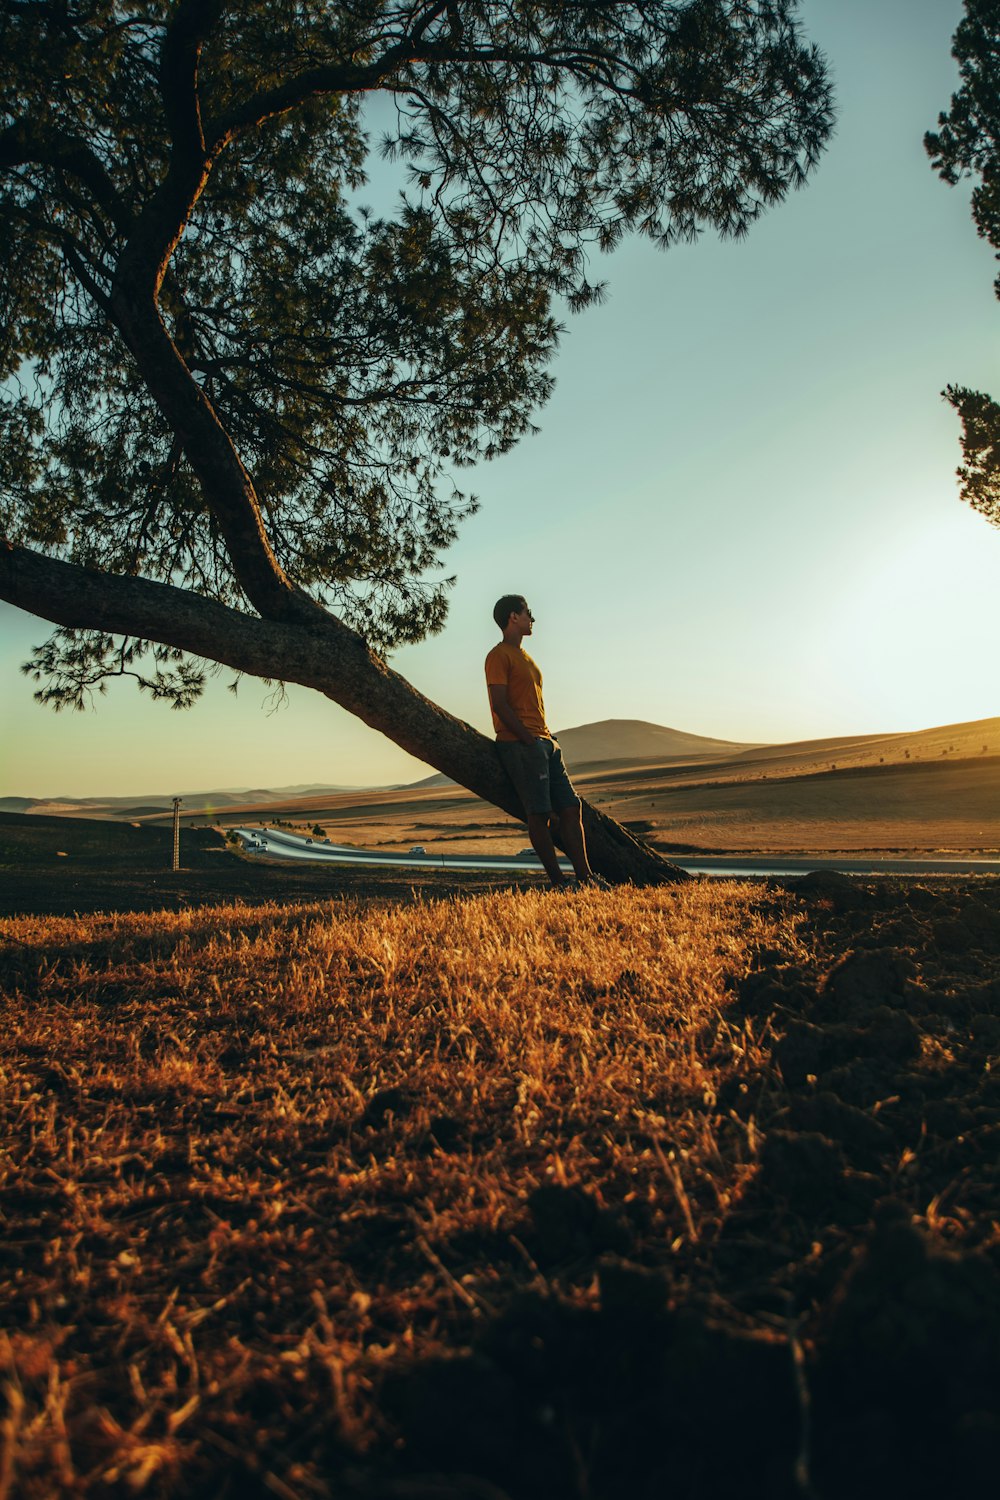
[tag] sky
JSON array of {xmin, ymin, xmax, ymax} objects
[{"xmin": 2, "ymin": 0, "xmax": 999, "ymax": 798}]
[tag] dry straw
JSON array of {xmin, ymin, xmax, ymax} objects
[{"xmin": 1, "ymin": 881, "xmax": 801, "ymax": 1496}]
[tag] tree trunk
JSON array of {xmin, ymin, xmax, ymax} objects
[{"xmin": 1, "ymin": 542, "xmax": 688, "ymax": 885}]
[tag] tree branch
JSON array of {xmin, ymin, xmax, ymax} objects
[
  {"xmin": 205, "ymin": 30, "xmax": 639, "ymax": 152},
  {"xmin": 207, "ymin": 47, "xmax": 414, "ymax": 149},
  {"xmin": 0, "ymin": 120, "xmax": 131, "ymax": 233},
  {"xmin": 0, "ymin": 540, "xmax": 683, "ymax": 883},
  {"xmin": 158, "ymin": 0, "xmax": 222, "ymax": 161},
  {"xmin": 96, "ymin": 6, "xmax": 331, "ymax": 629}
]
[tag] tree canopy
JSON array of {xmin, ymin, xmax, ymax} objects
[
  {"xmin": 926, "ymin": 0, "xmax": 1000, "ymax": 530},
  {"xmin": 0, "ymin": 0, "xmax": 832, "ymax": 880}
]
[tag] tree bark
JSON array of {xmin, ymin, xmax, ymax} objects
[{"xmin": 0, "ymin": 541, "xmax": 688, "ymax": 884}]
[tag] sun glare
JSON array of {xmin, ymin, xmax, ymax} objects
[{"xmin": 826, "ymin": 507, "xmax": 1000, "ymax": 726}]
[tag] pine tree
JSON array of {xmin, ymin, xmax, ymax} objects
[
  {"xmin": 927, "ymin": 0, "xmax": 1000, "ymax": 530},
  {"xmin": 0, "ymin": 1, "xmax": 832, "ymax": 880}
]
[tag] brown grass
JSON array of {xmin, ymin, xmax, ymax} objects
[
  {"xmin": 196, "ymin": 747, "xmax": 1000, "ymax": 859},
  {"xmin": 3, "ymin": 876, "xmax": 999, "ymax": 1498},
  {"xmin": 0, "ymin": 883, "xmax": 792, "ymax": 1497},
  {"xmin": 21, "ymin": 717, "xmax": 999, "ymax": 860}
]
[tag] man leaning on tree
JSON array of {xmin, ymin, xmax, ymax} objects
[{"xmin": 485, "ymin": 595, "xmax": 606, "ymax": 890}]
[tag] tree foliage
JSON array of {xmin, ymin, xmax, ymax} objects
[
  {"xmin": 926, "ymin": 0, "xmax": 1000, "ymax": 530},
  {"xmin": 0, "ymin": 3, "xmax": 834, "ymax": 882},
  {"xmin": 1, "ymin": 0, "xmax": 832, "ymax": 710}
]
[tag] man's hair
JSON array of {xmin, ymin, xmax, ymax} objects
[{"xmin": 493, "ymin": 594, "xmax": 526, "ymax": 630}]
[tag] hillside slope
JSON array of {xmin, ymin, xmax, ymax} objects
[
  {"xmin": 407, "ymin": 718, "xmax": 763, "ymax": 788},
  {"xmin": 557, "ymin": 718, "xmax": 762, "ymax": 766}
]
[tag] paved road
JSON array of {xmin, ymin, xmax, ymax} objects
[
  {"xmin": 234, "ymin": 828, "xmax": 1000, "ymax": 878},
  {"xmin": 236, "ymin": 826, "xmax": 558, "ymax": 873}
]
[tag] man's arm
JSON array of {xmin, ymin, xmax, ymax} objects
[{"xmin": 488, "ymin": 684, "xmax": 538, "ymax": 745}]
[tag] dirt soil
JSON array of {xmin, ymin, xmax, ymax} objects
[
  {"xmin": 711, "ymin": 872, "xmax": 1000, "ymax": 1499},
  {"xmin": 0, "ymin": 812, "xmax": 526, "ymax": 917},
  {"xmin": 375, "ymin": 875, "xmax": 1000, "ymax": 1500}
]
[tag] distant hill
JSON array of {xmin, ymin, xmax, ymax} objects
[
  {"xmin": 4, "ymin": 783, "xmax": 375, "ymax": 819},
  {"xmin": 6, "ymin": 722, "xmax": 755, "ymax": 809},
  {"xmin": 0, "ymin": 797, "xmax": 36, "ymax": 814},
  {"xmin": 407, "ymin": 719, "xmax": 763, "ymax": 788},
  {"xmin": 556, "ymin": 718, "xmax": 763, "ymax": 767},
  {"xmin": 6, "ymin": 717, "xmax": 998, "ymax": 814}
]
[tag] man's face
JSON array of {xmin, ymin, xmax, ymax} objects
[{"xmin": 512, "ymin": 603, "xmax": 534, "ymax": 635}]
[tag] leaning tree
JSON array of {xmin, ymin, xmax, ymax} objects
[
  {"xmin": 0, "ymin": 0, "xmax": 832, "ymax": 881},
  {"xmin": 927, "ymin": 0, "xmax": 1000, "ymax": 532}
]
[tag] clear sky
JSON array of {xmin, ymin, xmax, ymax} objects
[{"xmin": 2, "ymin": 0, "xmax": 999, "ymax": 798}]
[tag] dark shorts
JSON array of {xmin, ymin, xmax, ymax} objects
[{"xmin": 497, "ymin": 737, "xmax": 579, "ymax": 818}]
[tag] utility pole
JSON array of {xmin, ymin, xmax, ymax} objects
[{"xmin": 172, "ymin": 797, "xmax": 182, "ymax": 871}]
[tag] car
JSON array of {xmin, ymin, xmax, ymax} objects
[
  {"xmin": 408, "ymin": 845, "xmax": 428, "ymax": 855},
  {"xmin": 305, "ymin": 837, "xmax": 313, "ymax": 844},
  {"xmin": 517, "ymin": 847, "xmax": 537, "ymax": 856}
]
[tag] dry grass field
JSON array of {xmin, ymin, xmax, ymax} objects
[
  {"xmin": 16, "ymin": 716, "xmax": 998, "ymax": 861},
  {"xmin": 181, "ymin": 718, "xmax": 1000, "ymax": 860},
  {"xmin": 3, "ymin": 873, "xmax": 1000, "ymax": 1498}
]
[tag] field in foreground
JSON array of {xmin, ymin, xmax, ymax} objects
[{"xmin": 2, "ymin": 877, "xmax": 1000, "ymax": 1498}]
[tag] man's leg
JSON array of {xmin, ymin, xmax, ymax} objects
[
  {"xmin": 557, "ymin": 801, "xmax": 595, "ymax": 882},
  {"xmin": 526, "ymin": 812, "xmax": 569, "ymax": 886}
]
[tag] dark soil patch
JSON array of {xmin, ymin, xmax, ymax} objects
[
  {"xmin": 376, "ymin": 875, "xmax": 1000, "ymax": 1499},
  {"xmin": 0, "ymin": 810, "xmax": 536, "ymax": 915}
]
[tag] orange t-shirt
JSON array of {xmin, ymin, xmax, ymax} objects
[{"xmin": 484, "ymin": 642, "xmax": 550, "ymax": 741}]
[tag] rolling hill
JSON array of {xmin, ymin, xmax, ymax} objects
[
  {"xmin": 403, "ymin": 719, "xmax": 764, "ymax": 788},
  {"xmin": 557, "ymin": 718, "xmax": 763, "ymax": 766},
  {"xmin": 0, "ymin": 782, "xmax": 374, "ymax": 820},
  {"xmin": 5, "ymin": 719, "xmax": 999, "ymax": 857},
  {"xmin": 184, "ymin": 715, "xmax": 1000, "ymax": 860}
]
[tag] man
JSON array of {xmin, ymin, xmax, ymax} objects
[{"xmin": 485, "ymin": 594, "xmax": 603, "ymax": 888}]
